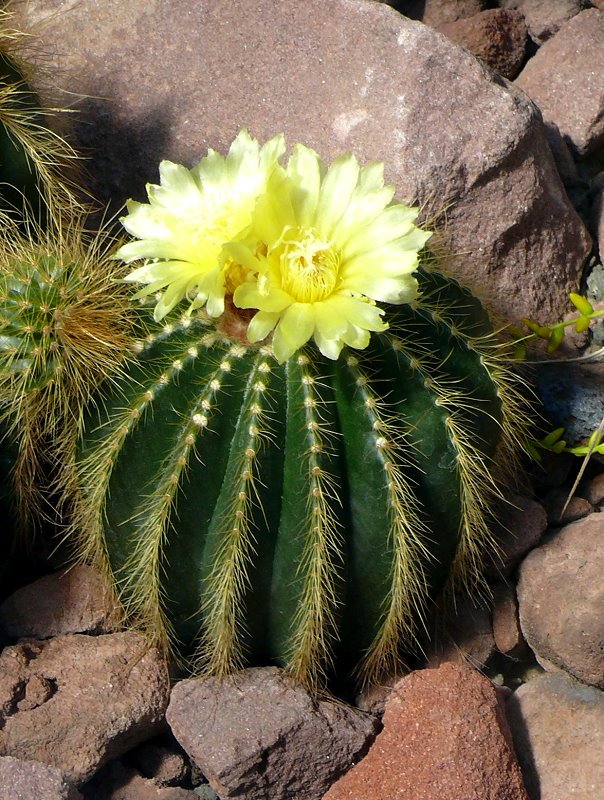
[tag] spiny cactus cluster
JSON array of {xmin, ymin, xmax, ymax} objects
[{"xmin": 0, "ymin": 16, "xmax": 532, "ymax": 690}]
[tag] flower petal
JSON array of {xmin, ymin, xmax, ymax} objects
[{"xmin": 272, "ymin": 303, "xmax": 315, "ymax": 362}]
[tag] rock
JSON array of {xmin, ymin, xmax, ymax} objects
[
  {"xmin": 583, "ymin": 471, "xmax": 604, "ymax": 507},
  {"xmin": 0, "ymin": 756, "xmax": 83, "ymax": 800},
  {"xmin": 537, "ymin": 361, "xmax": 604, "ymax": 448},
  {"xmin": 396, "ymin": 0, "xmax": 488, "ymax": 26},
  {"xmin": 81, "ymin": 762, "xmax": 195, "ymax": 799},
  {"xmin": 543, "ymin": 488, "xmax": 593, "ymax": 525},
  {"xmin": 501, "ymin": 0, "xmax": 586, "ymax": 43},
  {"xmin": 517, "ymin": 514, "xmax": 604, "ymax": 688},
  {"xmin": 489, "ymin": 494, "xmax": 548, "ymax": 574},
  {"xmin": 166, "ymin": 667, "xmax": 379, "ymax": 800},
  {"xmin": 515, "ymin": 9, "xmax": 604, "ymax": 155},
  {"xmin": 324, "ymin": 662, "xmax": 529, "ymax": 800},
  {"xmin": 594, "ymin": 187, "xmax": 604, "ymax": 264},
  {"xmin": 507, "ymin": 672, "xmax": 604, "ymax": 800},
  {"xmin": 13, "ymin": 0, "xmax": 590, "ymax": 325},
  {"xmin": 492, "ymin": 582, "xmax": 527, "ymax": 659},
  {"xmin": 437, "ymin": 9, "xmax": 528, "ymax": 79},
  {"xmin": 135, "ymin": 743, "xmax": 189, "ymax": 787},
  {"xmin": 0, "ymin": 633, "xmax": 169, "ymax": 786},
  {"xmin": 0, "ymin": 566, "xmax": 119, "ymax": 641},
  {"xmin": 425, "ymin": 598, "xmax": 495, "ymax": 670}
]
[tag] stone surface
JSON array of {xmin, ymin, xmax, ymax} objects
[
  {"xmin": 0, "ymin": 566, "xmax": 119, "ymax": 640},
  {"xmin": 517, "ymin": 514, "xmax": 604, "ymax": 688},
  {"xmin": 515, "ymin": 9, "xmax": 604, "ymax": 155},
  {"xmin": 81, "ymin": 762, "xmax": 195, "ymax": 799},
  {"xmin": 507, "ymin": 672, "xmax": 604, "ymax": 800},
  {"xmin": 583, "ymin": 471, "xmax": 604, "ymax": 507},
  {"xmin": 135, "ymin": 744, "xmax": 189, "ymax": 788},
  {"xmin": 166, "ymin": 667, "xmax": 379, "ymax": 800},
  {"xmin": 0, "ymin": 633, "xmax": 169, "ymax": 785},
  {"xmin": 425, "ymin": 598, "xmax": 495, "ymax": 670},
  {"xmin": 492, "ymin": 582, "xmax": 527, "ymax": 659},
  {"xmin": 543, "ymin": 488, "xmax": 592, "ymax": 525},
  {"xmin": 394, "ymin": 0, "xmax": 488, "ymax": 26},
  {"xmin": 489, "ymin": 494, "xmax": 548, "ymax": 574},
  {"xmin": 0, "ymin": 756, "xmax": 83, "ymax": 800},
  {"xmin": 13, "ymin": 0, "xmax": 590, "ymax": 325},
  {"xmin": 594, "ymin": 187, "xmax": 604, "ymax": 264},
  {"xmin": 437, "ymin": 9, "xmax": 528, "ymax": 79},
  {"xmin": 324, "ymin": 662, "xmax": 529, "ymax": 800},
  {"xmin": 537, "ymin": 361, "xmax": 604, "ymax": 447},
  {"xmin": 501, "ymin": 0, "xmax": 586, "ymax": 42}
]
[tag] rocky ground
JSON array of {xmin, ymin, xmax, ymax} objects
[{"xmin": 1, "ymin": 0, "xmax": 604, "ymax": 798}]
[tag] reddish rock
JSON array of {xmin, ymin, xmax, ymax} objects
[
  {"xmin": 492, "ymin": 582, "xmax": 527, "ymax": 659},
  {"xmin": 438, "ymin": 9, "xmax": 528, "ymax": 79},
  {"xmin": 507, "ymin": 672, "xmax": 604, "ymax": 800},
  {"xmin": 517, "ymin": 514, "xmax": 604, "ymax": 688},
  {"xmin": 135, "ymin": 744, "xmax": 189, "ymax": 787},
  {"xmin": 515, "ymin": 9, "xmax": 604, "ymax": 155},
  {"xmin": 501, "ymin": 0, "xmax": 585, "ymax": 43},
  {"xmin": 0, "ymin": 566, "xmax": 119, "ymax": 641},
  {"xmin": 324, "ymin": 662, "xmax": 529, "ymax": 800},
  {"xmin": 0, "ymin": 633, "xmax": 169, "ymax": 785},
  {"xmin": 167, "ymin": 667, "xmax": 379, "ymax": 800},
  {"xmin": 0, "ymin": 756, "xmax": 83, "ymax": 800},
  {"xmin": 14, "ymin": 0, "xmax": 590, "ymax": 326}
]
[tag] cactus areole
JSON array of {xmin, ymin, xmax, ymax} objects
[{"xmin": 76, "ymin": 266, "xmax": 523, "ymax": 688}]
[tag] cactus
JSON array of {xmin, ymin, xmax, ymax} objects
[
  {"xmin": 72, "ymin": 263, "xmax": 527, "ymax": 688},
  {"xmin": 0, "ymin": 217, "xmax": 137, "ymax": 536},
  {"xmin": 0, "ymin": 10, "xmax": 80, "ymax": 221}
]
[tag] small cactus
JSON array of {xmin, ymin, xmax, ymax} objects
[{"xmin": 0, "ymin": 217, "xmax": 136, "ymax": 535}]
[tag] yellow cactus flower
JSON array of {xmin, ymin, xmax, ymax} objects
[
  {"xmin": 228, "ymin": 143, "xmax": 432, "ymax": 362},
  {"xmin": 115, "ymin": 129, "xmax": 286, "ymax": 320}
]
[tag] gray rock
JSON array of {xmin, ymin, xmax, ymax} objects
[
  {"xmin": 517, "ymin": 514, "xmax": 604, "ymax": 688},
  {"xmin": 516, "ymin": 9, "xmax": 604, "ymax": 154},
  {"xmin": 0, "ymin": 566, "xmax": 120, "ymax": 641},
  {"xmin": 0, "ymin": 633, "xmax": 169, "ymax": 785},
  {"xmin": 0, "ymin": 756, "xmax": 82, "ymax": 800},
  {"xmin": 166, "ymin": 667, "xmax": 379, "ymax": 800},
  {"xmin": 501, "ymin": 0, "xmax": 586, "ymax": 43},
  {"xmin": 13, "ymin": 0, "xmax": 590, "ymax": 325},
  {"xmin": 537, "ymin": 361, "xmax": 604, "ymax": 447},
  {"xmin": 507, "ymin": 672, "xmax": 604, "ymax": 800}
]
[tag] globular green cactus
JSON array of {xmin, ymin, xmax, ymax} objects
[{"xmin": 73, "ymin": 264, "xmax": 527, "ymax": 688}]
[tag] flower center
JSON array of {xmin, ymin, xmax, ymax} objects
[{"xmin": 279, "ymin": 228, "xmax": 340, "ymax": 303}]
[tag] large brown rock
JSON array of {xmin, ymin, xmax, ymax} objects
[
  {"xmin": 515, "ymin": 9, "xmax": 604, "ymax": 155},
  {"xmin": 324, "ymin": 662, "xmax": 529, "ymax": 800},
  {"xmin": 0, "ymin": 566, "xmax": 119, "ymax": 641},
  {"xmin": 166, "ymin": 667, "xmax": 379, "ymax": 800},
  {"xmin": 14, "ymin": 0, "xmax": 590, "ymax": 325},
  {"xmin": 517, "ymin": 513, "xmax": 604, "ymax": 688},
  {"xmin": 507, "ymin": 672, "xmax": 604, "ymax": 800},
  {"xmin": 0, "ymin": 633, "xmax": 169, "ymax": 786}
]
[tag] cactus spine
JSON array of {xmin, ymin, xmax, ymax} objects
[{"xmin": 73, "ymin": 264, "xmax": 527, "ymax": 688}]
